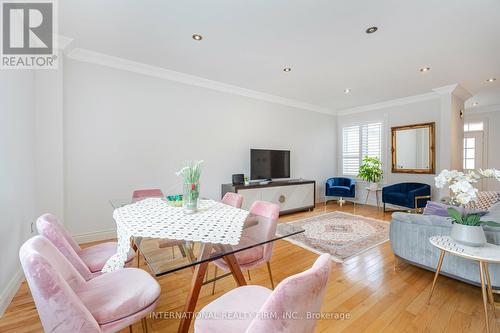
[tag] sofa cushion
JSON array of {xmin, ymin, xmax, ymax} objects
[{"xmin": 424, "ymin": 201, "xmax": 487, "ymax": 217}]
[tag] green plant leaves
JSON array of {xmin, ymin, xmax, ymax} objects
[
  {"xmin": 480, "ymin": 221, "xmax": 500, "ymax": 227},
  {"xmin": 447, "ymin": 207, "xmax": 463, "ymax": 224},
  {"xmin": 447, "ymin": 207, "xmax": 500, "ymax": 227},
  {"xmin": 358, "ymin": 156, "xmax": 383, "ymax": 183}
]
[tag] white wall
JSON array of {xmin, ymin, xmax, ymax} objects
[
  {"xmin": 63, "ymin": 59, "xmax": 336, "ymax": 237},
  {"xmin": 337, "ymin": 98, "xmax": 442, "ymax": 205},
  {"xmin": 0, "ymin": 71, "xmax": 37, "ymax": 314}
]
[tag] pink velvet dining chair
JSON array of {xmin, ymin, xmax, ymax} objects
[
  {"xmin": 19, "ymin": 235, "xmax": 161, "ymax": 333},
  {"xmin": 221, "ymin": 192, "xmax": 243, "ymax": 208},
  {"xmin": 132, "ymin": 188, "xmax": 164, "ymax": 202},
  {"xmin": 211, "ymin": 200, "xmax": 280, "ymax": 294},
  {"xmin": 195, "ymin": 253, "xmax": 332, "ymax": 333},
  {"xmin": 36, "ymin": 214, "xmax": 135, "ymax": 280}
]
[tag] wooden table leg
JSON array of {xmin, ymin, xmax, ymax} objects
[
  {"xmin": 177, "ymin": 244, "xmax": 212, "ymax": 333},
  {"xmin": 365, "ymin": 191, "xmax": 370, "ymax": 205},
  {"xmin": 484, "ymin": 263, "xmax": 495, "ymax": 313},
  {"xmin": 479, "ymin": 261, "xmax": 491, "ymax": 333},
  {"xmin": 427, "ymin": 250, "xmax": 445, "ymax": 304},
  {"xmin": 222, "ymin": 253, "xmax": 247, "ymax": 286},
  {"xmin": 376, "ymin": 191, "xmax": 380, "ymax": 210}
]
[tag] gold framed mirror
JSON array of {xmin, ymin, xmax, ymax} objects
[{"xmin": 391, "ymin": 122, "xmax": 435, "ymax": 174}]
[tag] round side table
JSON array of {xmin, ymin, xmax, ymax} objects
[{"xmin": 428, "ymin": 235, "xmax": 500, "ymax": 332}]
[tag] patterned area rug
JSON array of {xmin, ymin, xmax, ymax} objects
[{"xmin": 277, "ymin": 211, "xmax": 389, "ymax": 262}]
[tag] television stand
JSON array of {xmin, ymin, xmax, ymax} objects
[{"xmin": 221, "ymin": 179, "xmax": 316, "ymax": 215}]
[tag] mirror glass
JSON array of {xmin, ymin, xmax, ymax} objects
[
  {"xmin": 392, "ymin": 122, "xmax": 435, "ymax": 174},
  {"xmin": 395, "ymin": 128, "xmax": 430, "ymax": 169}
]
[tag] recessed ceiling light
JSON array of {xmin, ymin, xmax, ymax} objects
[
  {"xmin": 344, "ymin": 88, "xmax": 351, "ymax": 94},
  {"xmin": 192, "ymin": 34, "xmax": 203, "ymax": 41},
  {"xmin": 473, "ymin": 102, "xmax": 479, "ymax": 106},
  {"xmin": 487, "ymin": 78, "xmax": 496, "ymax": 82},
  {"xmin": 366, "ymin": 26, "xmax": 378, "ymax": 34},
  {"xmin": 419, "ymin": 67, "xmax": 431, "ymax": 73},
  {"xmin": 283, "ymin": 67, "xmax": 292, "ymax": 72}
]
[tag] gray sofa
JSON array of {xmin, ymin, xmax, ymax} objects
[{"xmin": 390, "ymin": 202, "xmax": 500, "ymax": 289}]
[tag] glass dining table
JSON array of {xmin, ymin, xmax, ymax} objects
[{"xmin": 109, "ymin": 197, "xmax": 304, "ymax": 333}]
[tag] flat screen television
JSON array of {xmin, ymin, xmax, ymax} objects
[{"xmin": 250, "ymin": 149, "xmax": 290, "ymax": 180}]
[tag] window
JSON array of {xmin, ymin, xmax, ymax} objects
[
  {"xmin": 342, "ymin": 122, "xmax": 382, "ymax": 175},
  {"xmin": 464, "ymin": 121, "xmax": 483, "ymax": 132},
  {"xmin": 463, "ymin": 137, "xmax": 475, "ymax": 170},
  {"xmin": 463, "ymin": 121, "xmax": 484, "ymax": 170}
]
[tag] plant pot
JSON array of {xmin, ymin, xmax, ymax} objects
[
  {"xmin": 369, "ymin": 182, "xmax": 379, "ymax": 190},
  {"xmin": 450, "ymin": 223, "xmax": 486, "ymax": 247}
]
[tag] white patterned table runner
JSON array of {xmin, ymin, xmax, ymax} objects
[{"xmin": 102, "ymin": 198, "xmax": 249, "ymax": 272}]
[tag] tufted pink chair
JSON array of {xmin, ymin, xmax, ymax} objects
[
  {"xmin": 20, "ymin": 236, "xmax": 160, "ymax": 333},
  {"xmin": 132, "ymin": 189, "xmax": 164, "ymax": 202},
  {"xmin": 211, "ymin": 201, "xmax": 280, "ymax": 294},
  {"xmin": 221, "ymin": 192, "xmax": 243, "ymax": 209},
  {"xmin": 195, "ymin": 253, "xmax": 332, "ymax": 333},
  {"xmin": 36, "ymin": 214, "xmax": 135, "ymax": 279}
]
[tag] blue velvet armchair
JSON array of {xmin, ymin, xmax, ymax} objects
[
  {"xmin": 325, "ymin": 177, "xmax": 356, "ymax": 205},
  {"xmin": 382, "ymin": 182, "xmax": 431, "ymax": 211}
]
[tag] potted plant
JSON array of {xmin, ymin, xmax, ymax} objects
[
  {"xmin": 435, "ymin": 168, "xmax": 500, "ymax": 246},
  {"xmin": 358, "ymin": 156, "xmax": 383, "ymax": 190},
  {"xmin": 176, "ymin": 160, "xmax": 203, "ymax": 214}
]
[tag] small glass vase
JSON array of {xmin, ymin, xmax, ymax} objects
[{"xmin": 183, "ymin": 182, "xmax": 199, "ymax": 214}]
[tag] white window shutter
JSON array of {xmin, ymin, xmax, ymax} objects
[{"xmin": 342, "ymin": 122, "xmax": 382, "ymax": 176}]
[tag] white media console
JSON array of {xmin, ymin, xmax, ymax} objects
[{"xmin": 221, "ymin": 179, "xmax": 316, "ymax": 215}]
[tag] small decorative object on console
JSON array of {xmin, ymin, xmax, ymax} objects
[
  {"xmin": 232, "ymin": 174, "xmax": 244, "ymax": 185},
  {"xmin": 176, "ymin": 160, "xmax": 203, "ymax": 214},
  {"xmin": 435, "ymin": 168, "xmax": 500, "ymax": 246}
]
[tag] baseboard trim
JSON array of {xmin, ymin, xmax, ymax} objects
[
  {"xmin": 0, "ymin": 268, "xmax": 24, "ymax": 317},
  {"xmin": 73, "ymin": 229, "xmax": 117, "ymax": 244}
]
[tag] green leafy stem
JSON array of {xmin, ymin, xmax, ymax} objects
[{"xmin": 447, "ymin": 207, "xmax": 500, "ymax": 227}]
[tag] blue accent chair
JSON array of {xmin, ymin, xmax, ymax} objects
[
  {"xmin": 382, "ymin": 182, "xmax": 431, "ymax": 211},
  {"xmin": 325, "ymin": 177, "xmax": 356, "ymax": 205}
]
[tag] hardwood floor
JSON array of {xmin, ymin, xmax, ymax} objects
[{"xmin": 1, "ymin": 202, "xmax": 498, "ymax": 332}]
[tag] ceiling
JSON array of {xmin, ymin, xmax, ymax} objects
[{"xmin": 60, "ymin": 0, "xmax": 500, "ymax": 113}]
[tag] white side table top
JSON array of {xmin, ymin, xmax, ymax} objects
[
  {"xmin": 430, "ymin": 235, "xmax": 500, "ymax": 263},
  {"xmin": 365, "ymin": 187, "xmax": 382, "ymax": 192}
]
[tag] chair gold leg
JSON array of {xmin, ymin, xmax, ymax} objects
[
  {"xmin": 129, "ymin": 324, "xmax": 133, "ymax": 333},
  {"xmin": 171, "ymin": 246, "xmax": 175, "ymax": 258},
  {"xmin": 266, "ymin": 262, "xmax": 275, "ymax": 289},
  {"xmin": 247, "ymin": 270, "xmax": 251, "ymax": 281},
  {"xmin": 211, "ymin": 266, "xmax": 218, "ymax": 295},
  {"xmin": 427, "ymin": 250, "xmax": 445, "ymax": 305},
  {"xmin": 479, "ymin": 261, "xmax": 491, "ymax": 333},
  {"xmin": 137, "ymin": 252, "xmax": 140, "ymax": 268}
]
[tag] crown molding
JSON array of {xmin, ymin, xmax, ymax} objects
[
  {"xmin": 336, "ymin": 91, "xmax": 439, "ymax": 116},
  {"xmin": 465, "ymin": 103, "xmax": 500, "ymax": 114},
  {"xmin": 65, "ymin": 48, "xmax": 333, "ymax": 115},
  {"xmin": 432, "ymin": 83, "xmax": 472, "ymax": 101},
  {"xmin": 54, "ymin": 34, "xmax": 74, "ymax": 51}
]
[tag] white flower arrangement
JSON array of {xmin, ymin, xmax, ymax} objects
[{"xmin": 435, "ymin": 168, "xmax": 499, "ymax": 206}]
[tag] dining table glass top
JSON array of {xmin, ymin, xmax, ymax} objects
[{"xmin": 109, "ymin": 197, "xmax": 304, "ymax": 277}]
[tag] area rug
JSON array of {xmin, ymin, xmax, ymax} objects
[{"xmin": 277, "ymin": 211, "xmax": 389, "ymax": 263}]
